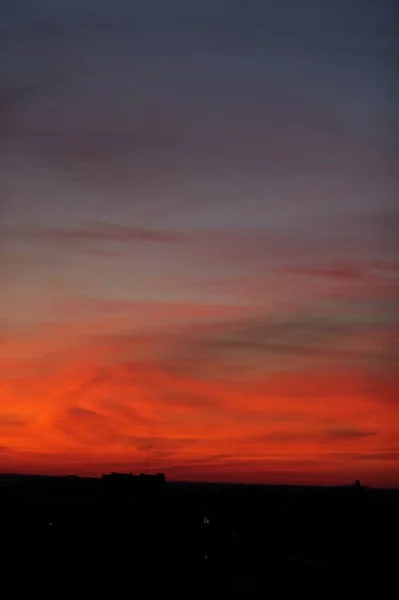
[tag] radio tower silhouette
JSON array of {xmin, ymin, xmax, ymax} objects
[{"xmin": 146, "ymin": 443, "xmax": 151, "ymax": 474}]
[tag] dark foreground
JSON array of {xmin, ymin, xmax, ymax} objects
[{"xmin": 1, "ymin": 475, "xmax": 398, "ymax": 598}]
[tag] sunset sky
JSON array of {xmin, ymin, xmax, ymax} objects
[{"xmin": 1, "ymin": 0, "xmax": 398, "ymax": 486}]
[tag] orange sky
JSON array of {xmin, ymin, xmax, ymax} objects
[
  {"xmin": 1, "ymin": 295, "xmax": 398, "ymax": 486},
  {"xmin": 1, "ymin": 0, "xmax": 398, "ymax": 486}
]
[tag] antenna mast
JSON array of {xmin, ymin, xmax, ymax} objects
[{"xmin": 146, "ymin": 443, "xmax": 151, "ymax": 474}]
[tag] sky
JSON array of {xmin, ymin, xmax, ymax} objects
[{"xmin": 1, "ymin": 0, "xmax": 398, "ymax": 486}]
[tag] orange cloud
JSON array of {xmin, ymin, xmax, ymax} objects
[{"xmin": 1, "ymin": 302, "xmax": 398, "ymax": 486}]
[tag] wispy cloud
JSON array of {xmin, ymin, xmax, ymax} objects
[
  {"xmin": 325, "ymin": 428, "xmax": 376, "ymax": 440},
  {"xmin": 152, "ymin": 308, "xmax": 381, "ymax": 379},
  {"xmin": 279, "ymin": 264, "xmax": 365, "ymax": 280},
  {"xmin": 0, "ymin": 413, "xmax": 28, "ymax": 427},
  {"xmin": 354, "ymin": 452, "xmax": 399, "ymax": 462},
  {"xmin": 56, "ymin": 406, "xmax": 130, "ymax": 446},
  {"xmin": 19, "ymin": 221, "xmax": 188, "ymax": 245},
  {"xmin": 245, "ymin": 428, "xmax": 376, "ymax": 445}
]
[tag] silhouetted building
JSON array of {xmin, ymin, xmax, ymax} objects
[
  {"xmin": 102, "ymin": 472, "xmax": 166, "ymax": 501},
  {"xmin": 139, "ymin": 472, "xmax": 166, "ymax": 489}
]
